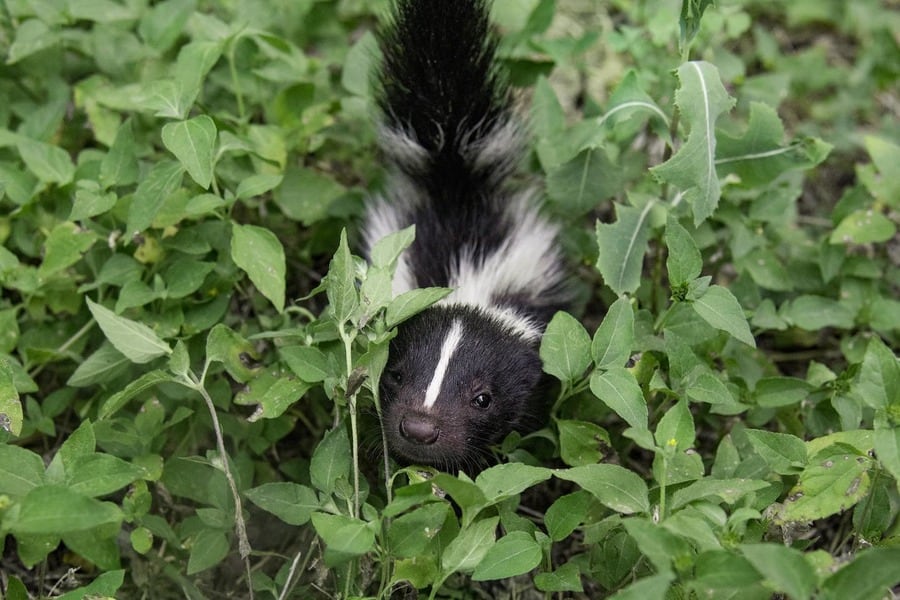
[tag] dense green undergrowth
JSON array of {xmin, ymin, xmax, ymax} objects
[{"xmin": 1, "ymin": 0, "xmax": 899, "ymax": 598}]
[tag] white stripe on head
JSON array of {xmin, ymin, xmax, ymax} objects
[{"xmin": 423, "ymin": 319, "xmax": 465, "ymax": 409}]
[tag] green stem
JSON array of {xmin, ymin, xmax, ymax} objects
[
  {"xmin": 28, "ymin": 319, "xmax": 95, "ymax": 378},
  {"xmin": 227, "ymin": 39, "xmax": 246, "ymax": 122},
  {"xmin": 657, "ymin": 454, "xmax": 668, "ymax": 521},
  {"xmin": 340, "ymin": 324, "xmax": 361, "ymax": 520}
]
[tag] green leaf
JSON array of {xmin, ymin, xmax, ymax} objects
[
  {"xmin": 161, "ymin": 116, "xmax": 217, "ymax": 189},
  {"xmin": 310, "ymin": 426, "xmax": 351, "ymax": 496},
  {"xmin": 831, "ymin": 208, "xmax": 896, "ymax": 245},
  {"xmin": 671, "ymin": 478, "xmax": 770, "ymax": 510},
  {"xmin": 38, "ymin": 222, "xmax": 97, "ymax": 277},
  {"xmin": 716, "ymin": 102, "xmax": 830, "ymax": 187},
  {"xmin": 311, "ymin": 513, "xmax": 377, "ymax": 561},
  {"xmin": 850, "ymin": 336, "xmax": 900, "ymax": 410},
  {"xmin": 861, "ymin": 136, "xmax": 900, "ymax": 208},
  {"xmin": 779, "ymin": 445, "xmax": 874, "ymax": 522},
  {"xmin": 752, "ymin": 376, "xmax": 812, "ymax": 408},
  {"xmin": 231, "ymin": 223, "xmax": 286, "ymax": 313},
  {"xmin": 547, "ymin": 146, "xmax": 624, "ymax": 216},
  {"xmin": 0, "ymin": 444, "xmax": 45, "ymax": 496},
  {"xmin": 279, "ymin": 345, "xmax": 331, "ymax": 383},
  {"xmin": 9, "ymin": 485, "xmax": 123, "ymax": 535},
  {"xmin": 326, "ymin": 229, "xmax": 358, "ymax": 324},
  {"xmin": 56, "ymin": 570, "xmax": 125, "ymax": 600},
  {"xmin": 17, "ymin": 138, "xmax": 75, "ymax": 185},
  {"xmin": 820, "ymin": 547, "xmax": 900, "ymax": 600},
  {"xmin": 679, "ymin": 0, "xmax": 715, "ymax": 50},
  {"xmin": 740, "ymin": 543, "xmax": 817, "ymax": 600},
  {"xmin": 589, "ymin": 367, "xmax": 647, "ymax": 431},
  {"xmin": 86, "ymin": 299, "xmax": 172, "ymax": 364},
  {"xmin": 244, "ymin": 482, "xmax": 319, "ymax": 526},
  {"xmin": 387, "ymin": 503, "xmax": 450, "ymax": 558},
  {"xmin": 595, "ymin": 200, "xmax": 654, "ymax": 295},
  {"xmin": 622, "ymin": 517, "xmax": 690, "ymax": 573},
  {"xmin": 138, "ymin": 0, "xmax": 196, "ymax": 53},
  {"xmin": 782, "ymin": 294, "xmax": 856, "ymax": 330},
  {"xmin": 556, "ymin": 464, "xmax": 649, "ymax": 514},
  {"xmin": 606, "ymin": 572, "xmax": 672, "ymax": 600},
  {"xmin": 67, "ymin": 454, "xmax": 142, "ymax": 497},
  {"xmin": 234, "ymin": 370, "xmax": 309, "ymax": 421},
  {"xmin": 475, "ymin": 463, "xmax": 552, "ymax": 503},
  {"xmin": 534, "ymin": 561, "xmax": 584, "ymax": 593},
  {"xmin": 745, "ymin": 429, "xmax": 807, "ymax": 474},
  {"xmin": 100, "ymin": 119, "xmax": 139, "ymax": 189},
  {"xmin": 651, "ymin": 61, "xmax": 735, "ymax": 225},
  {"xmin": 99, "ymin": 370, "xmax": 174, "ymax": 418},
  {"xmin": 370, "ymin": 225, "xmax": 416, "ymax": 269},
  {"xmin": 235, "ymin": 173, "xmax": 283, "ymax": 200},
  {"xmin": 126, "ymin": 160, "xmax": 184, "ymax": 234},
  {"xmin": 7, "ymin": 19, "xmax": 59, "ymax": 64},
  {"xmin": 591, "ymin": 296, "xmax": 635, "ymax": 370},
  {"xmin": 384, "ymin": 287, "xmax": 452, "ymax": 328},
  {"xmin": 544, "ymin": 491, "xmax": 591, "ymax": 542},
  {"xmin": 341, "ymin": 31, "xmax": 378, "ymax": 96},
  {"xmin": 273, "ymin": 166, "xmax": 345, "ymax": 225},
  {"xmin": 0, "ymin": 360, "xmax": 24, "ymax": 437},
  {"xmin": 665, "ymin": 215, "xmax": 702, "ymax": 287},
  {"xmin": 558, "ymin": 419, "xmax": 610, "ymax": 466},
  {"xmin": 441, "ymin": 516, "xmax": 499, "ymax": 575},
  {"xmin": 186, "ymin": 528, "xmax": 229, "ymax": 574},
  {"xmin": 691, "ymin": 285, "xmax": 755, "ymax": 346},
  {"xmin": 654, "ymin": 399, "xmax": 695, "ymax": 450},
  {"xmin": 472, "ymin": 531, "xmax": 542, "ymax": 581},
  {"xmin": 540, "ymin": 311, "xmax": 592, "ymax": 382},
  {"xmin": 205, "ymin": 324, "xmax": 260, "ymax": 383},
  {"xmin": 70, "ymin": 187, "xmax": 118, "ymax": 221}
]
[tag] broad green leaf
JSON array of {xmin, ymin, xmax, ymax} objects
[
  {"xmin": 273, "ymin": 166, "xmax": 345, "ymax": 225},
  {"xmin": 326, "ymin": 229, "xmax": 358, "ymax": 324},
  {"xmin": 0, "ymin": 444, "xmax": 45, "ymax": 496},
  {"xmin": 556, "ymin": 464, "xmax": 649, "ymax": 514},
  {"xmin": 752, "ymin": 377, "xmax": 812, "ymax": 408},
  {"xmin": 161, "ymin": 116, "xmax": 217, "ymax": 189},
  {"xmin": 558, "ymin": 419, "xmax": 610, "ymax": 466},
  {"xmin": 174, "ymin": 41, "xmax": 224, "ymax": 110},
  {"xmin": 861, "ymin": 136, "xmax": 900, "ymax": 208},
  {"xmin": 205, "ymin": 324, "xmax": 260, "ymax": 383},
  {"xmin": 138, "ymin": 0, "xmax": 195, "ymax": 53},
  {"xmin": 86, "ymin": 299, "xmax": 172, "ymax": 364},
  {"xmin": 850, "ymin": 336, "xmax": 900, "ymax": 410},
  {"xmin": 779, "ymin": 445, "xmax": 873, "ymax": 522},
  {"xmin": 342, "ymin": 31, "xmax": 378, "ymax": 97},
  {"xmin": 874, "ymin": 413, "xmax": 900, "ymax": 485},
  {"xmin": 126, "ymin": 160, "xmax": 184, "ymax": 234},
  {"xmin": 654, "ymin": 399, "xmax": 695, "ymax": 450},
  {"xmin": 234, "ymin": 370, "xmax": 309, "ymax": 421},
  {"xmin": 235, "ymin": 173, "xmax": 283, "ymax": 200},
  {"xmin": 595, "ymin": 200, "xmax": 654, "ymax": 295},
  {"xmin": 534, "ymin": 561, "xmax": 584, "ymax": 593},
  {"xmin": 244, "ymin": 482, "xmax": 319, "ymax": 526},
  {"xmin": 186, "ymin": 528, "xmax": 229, "ymax": 574},
  {"xmin": 475, "ymin": 463, "xmax": 552, "ymax": 503},
  {"xmin": 312, "ymin": 512, "xmax": 377, "ymax": 563},
  {"xmin": 547, "ymin": 146, "xmax": 624, "ymax": 216},
  {"xmin": 685, "ymin": 370, "xmax": 737, "ymax": 406},
  {"xmin": 589, "ymin": 367, "xmax": 647, "ymax": 431},
  {"xmin": 694, "ymin": 550, "xmax": 763, "ymax": 592},
  {"xmin": 370, "ymin": 225, "xmax": 416, "ymax": 269},
  {"xmin": 781, "ymin": 295, "xmax": 855, "ymax": 330},
  {"xmin": 740, "ymin": 543, "xmax": 817, "ymax": 600},
  {"xmin": 279, "ymin": 345, "xmax": 331, "ymax": 383},
  {"xmin": 9, "ymin": 485, "xmax": 123, "ymax": 534},
  {"xmin": 745, "ymin": 429, "xmax": 807, "ymax": 474},
  {"xmin": 17, "ymin": 138, "xmax": 75, "ymax": 185},
  {"xmin": 665, "ymin": 215, "xmax": 702, "ymax": 287},
  {"xmin": 472, "ymin": 531, "xmax": 542, "ymax": 581},
  {"xmin": 679, "ymin": 0, "xmax": 715, "ymax": 50},
  {"xmin": 67, "ymin": 454, "xmax": 142, "ymax": 497},
  {"xmin": 830, "ymin": 208, "xmax": 896, "ymax": 244},
  {"xmin": 441, "ymin": 516, "xmax": 499, "ymax": 575},
  {"xmin": 7, "ymin": 19, "xmax": 59, "ymax": 64},
  {"xmin": 540, "ymin": 311, "xmax": 592, "ymax": 382},
  {"xmin": 591, "ymin": 296, "xmax": 634, "ymax": 370},
  {"xmin": 100, "ymin": 119, "xmax": 138, "ymax": 188},
  {"xmin": 0, "ymin": 360, "xmax": 24, "ymax": 437},
  {"xmin": 231, "ymin": 223, "xmax": 286, "ymax": 313},
  {"xmin": 385, "ymin": 287, "xmax": 452, "ymax": 328},
  {"xmin": 544, "ymin": 491, "xmax": 591, "ymax": 542},
  {"xmin": 387, "ymin": 503, "xmax": 450, "ymax": 558},
  {"xmin": 430, "ymin": 474, "xmax": 487, "ymax": 521},
  {"xmin": 310, "ymin": 426, "xmax": 351, "ymax": 496},
  {"xmin": 671, "ymin": 478, "xmax": 770, "ymax": 510},
  {"xmin": 820, "ymin": 547, "xmax": 900, "ymax": 600},
  {"xmin": 607, "ymin": 572, "xmax": 672, "ymax": 600},
  {"xmin": 691, "ymin": 285, "xmax": 755, "ymax": 346},
  {"xmin": 651, "ymin": 61, "xmax": 735, "ymax": 225},
  {"xmin": 622, "ymin": 517, "xmax": 690, "ymax": 572},
  {"xmin": 599, "ymin": 69, "xmax": 670, "ymax": 135},
  {"xmin": 531, "ymin": 76, "xmax": 565, "ymax": 139},
  {"xmin": 70, "ymin": 187, "xmax": 118, "ymax": 221},
  {"xmin": 99, "ymin": 370, "xmax": 173, "ymax": 418},
  {"xmin": 56, "ymin": 570, "xmax": 125, "ymax": 600},
  {"xmin": 716, "ymin": 102, "xmax": 830, "ymax": 187},
  {"xmin": 38, "ymin": 222, "xmax": 97, "ymax": 277}
]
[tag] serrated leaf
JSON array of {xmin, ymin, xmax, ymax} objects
[
  {"xmin": 231, "ymin": 223, "xmax": 286, "ymax": 313},
  {"xmin": 279, "ymin": 345, "xmax": 331, "ymax": 383},
  {"xmin": 274, "ymin": 166, "xmax": 345, "ymax": 225},
  {"xmin": 341, "ymin": 31, "xmax": 377, "ymax": 96},
  {"xmin": 547, "ymin": 146, "xmax": 624, "ymax": 216},
  {"xmin": 589, "ymin": 367, "xmax": 647, "ymax": 431},
  {"xmin": 851, "ymin": 337, "xmax": 900, "ymax": 410},
  {"xmin": 244, "ymin": 482, "xmax": 319, "ymax": 526},
  {"xmin": 591, "ymin": 296, "xmax": 635, "ymax": 370},
  {"xmin": 691, "ymin": 285, "xmax": 755, "ymax": 346},
  {"xmin": 161, "ymin": 116, "xmax": 217, "ymax": 189},
  {"xmin": 540, "ymin": 311, "xmax": 591, "ymax": 383},
  {"xmin": 595, "ymin": 201, "xmax": 654, "ymax": 295},
  {"xmin": 665, "ymin": 215, "xmax": 702, "ymax": 287},
  {"xmin": 556, "ymin": 464, "xmax": 649, "ymax": 514},
  {"xmin": 86, "ymin": 299, "xmax": 171, "ymax": 364},
  {"xmin": 472, "ymin": 531, "xmax": 542, "ymax": 581},
  {"xmin": 651, "ymin": 61, "xmax": 735, "ymax": 225}
]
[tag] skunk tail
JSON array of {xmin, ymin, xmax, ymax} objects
[{"xmin": 376, "ymin": 0, "xmax": 520, "ymax": 202}]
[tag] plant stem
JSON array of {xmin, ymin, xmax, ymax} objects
[{"xmin": 340, "ymin": 323, "xmax": 361, "ymax": 520}]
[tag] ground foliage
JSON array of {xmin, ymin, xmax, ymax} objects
[{"xmin": 0, "ymin": 0, "xmax": 899, "ymax": 598}]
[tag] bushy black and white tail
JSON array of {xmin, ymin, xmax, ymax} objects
[{"xmin": 363, "ymin": 0, "xmax": 571, "ymax": 473}]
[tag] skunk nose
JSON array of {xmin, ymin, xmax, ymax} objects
[{"xmin": 400, "ymin": 416, "xmax": 439, "ymax": 445}]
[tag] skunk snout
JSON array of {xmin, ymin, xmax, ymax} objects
[{"xmin": 399, "ymin": 415, "xmax": 440, "ymax": 445}]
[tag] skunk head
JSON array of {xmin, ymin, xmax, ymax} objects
[{"xmin": 380, "ymin": 304, "xmax": 545, "ymax": 473}]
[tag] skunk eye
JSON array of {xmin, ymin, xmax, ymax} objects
[{"xmin": 471, "ymin": 393, "xmax": 492, "ymax": 409}]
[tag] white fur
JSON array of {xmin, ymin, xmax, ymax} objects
[
  {"xmin": 423, "ymin": 319, "xmax": 465, "ymax": 408},
  {"xmin": 362, "ymin": 185, "xmax": 419, "ymax": 296},
  {"xmin": 442, "ymin": 192, "xmax": 562, "ymax": 328},
  {"xmin": 378, "ymin": 125, "xmax": 430, "ymax": 169},
  {"xmin": 465, "ymin": 119, "xmax": 522, "ymax": 178}
]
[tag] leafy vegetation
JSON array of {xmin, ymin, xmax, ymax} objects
[{"xmin": 1, "ymin": 0, "xmax": 899, "ymax": 598}]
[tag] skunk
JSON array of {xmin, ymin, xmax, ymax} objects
[{"xmin": 362, "ymin": 0, "xmax": 571, "ymax": 473}]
